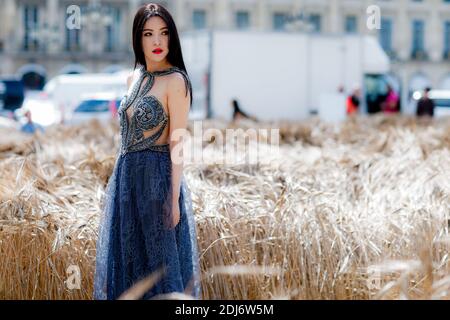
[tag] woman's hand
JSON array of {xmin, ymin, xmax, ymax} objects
[
  {"xmin": 170, "ymin": 197, "xmax": 180, "ymax": 228},
  {"xmin": 163, "ymin": 194, "xmax": 180, "ymax": 230}
]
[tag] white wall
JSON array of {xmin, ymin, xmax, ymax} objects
[{"xmin": 211, "ymin": 31, "xmax": 309, "ymax": 121}]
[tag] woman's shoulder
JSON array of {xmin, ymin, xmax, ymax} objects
[
  {"xmin": 167, "ymin": 67, "xmax": 192, "ymax": 96},
  {"xmin": 167, "ymin": 68, "xmax": 187, "ymax": 85}
]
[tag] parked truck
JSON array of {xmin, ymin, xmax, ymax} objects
[
  {"xmin": 42, "ymin": 72, "xmax": 128, "ymax": 124},
  {"xmin": 180, "ymin": 30, "xmax": 391, "ymax": 122}
]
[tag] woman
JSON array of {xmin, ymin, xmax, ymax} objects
[
  {"xmin": 381, "ymin": 85, "xmax": 399, "ymax": 114},
  {"xmin": 94, "ymin": 3, "xmax": 201, "ymax": 300}
]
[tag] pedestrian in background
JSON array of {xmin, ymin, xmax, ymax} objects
[
  {"xmin": 20, "ymin": 110, "xmax": 44, "ymax": 134},
  {"xmin": 381, "ymin": 85, "xmax": 400, "ymax": 114},
  {"xmin": 346, "ymin": 87, "xmax": 360, "ymax": 115},
  {"xmin": 416, "ymin": 87, "xmax": 435, "ymax": 117}
]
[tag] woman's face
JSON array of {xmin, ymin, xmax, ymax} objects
[{"xmin": 141, "ymin": 16, "xmax": 170, "ymax": 64}]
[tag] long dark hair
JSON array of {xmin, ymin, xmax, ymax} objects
[{"xmin": 132, "ymin": 3, "xmax": 192, "ymax": 104}]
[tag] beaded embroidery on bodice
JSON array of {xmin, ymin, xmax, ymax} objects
[{"xmin": 118, "ymin": 65, "xmax": 191, "ymax": 155}]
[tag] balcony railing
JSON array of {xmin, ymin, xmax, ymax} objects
[
  {"xmin": 411, "ymin": 49, "xmax": 429, "ymax": 61},
  {"xmin": 22, "ymin": 41, "xmax": 41, "ymax": 52},
  {"xmin": 443, "ymin": 50, "xmax": 450, "ymax": 61},
  {"xmin": 64, "ymin": 43, "xmax": 82, "ymax": 53},
  {"xmin": 12, "ymin": 47, "xmax": 131, "ymax": 62},
  {"xmin": 384, "ymin": 49, "xmax": 398, "ymax": 60}
]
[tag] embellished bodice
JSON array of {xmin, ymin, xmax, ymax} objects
[{"xmin": 118, "ymin": 65, "xmax": 191, "ymax": 155}]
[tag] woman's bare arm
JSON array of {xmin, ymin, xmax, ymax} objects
[{"xmin": 167, "ymin": 73, "xmax": 191, "ymax": 208}]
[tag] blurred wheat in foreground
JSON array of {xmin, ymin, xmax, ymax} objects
[{"xmin": 0, "ymin": 115, "xmax": 449, "ymax": 300}]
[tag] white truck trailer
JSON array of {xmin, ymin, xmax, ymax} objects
[
  {"xmin": 42, "ymin": 72, "xmax": 128, "ymax": 124},
  {"xmin": 180, "ymin": 30, "xmax": 391, "ymax": 122}
]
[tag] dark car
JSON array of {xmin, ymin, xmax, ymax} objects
[
  {"xmin": 0, "ymin": 78, "xmax": 25, "ymax": 111},
  {"xmin": 0, "ymin": 81, "xmax": 5, "ymax": 106}
]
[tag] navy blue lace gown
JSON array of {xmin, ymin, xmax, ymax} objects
[{"xmin": 94, "ymin": 66, "xmax": 201, "ymax": 300}]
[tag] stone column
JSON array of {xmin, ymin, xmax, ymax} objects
[
  {"xmin": 396, "ymin": 0, "xmax": 410, "ymax": 61},
  {"xmin": 46, "ymin": 0, "xmax": 59, "ymax": 53},
  {"xmin": 292, "ymin": 0, "xmax": 303, "ymax": 13},
  {"xmin": 173, "ymin": 0, "xmax": 187, "ymax": 32},
  {"xmin": 329, "ymin": 0, "xmax": 340, "ymax": 34},
  {"xmin": 428, "ymin": 0, "xmax": 442, "ymax": 62},
  {"xmin": 128, "ymin": 0, "xmax": 140, "ymax": 37},
  {"xmin": 214, "ymin": 0, "xmax": 231, "ymax": 30},
  {"xmin": 256, "ymin": 0, "xmax": 268, "ymax": 31},
  {"xmin": 3, "ymin": 0, "xmax": 17, "ymax": 53},
  {"xmin": 1, "ymin": 0, "xmax": 17, "ymax": 75}
]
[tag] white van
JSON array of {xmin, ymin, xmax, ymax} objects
[
  {"xmin": 16, "ymin": 90, "xmax": 61, "ymax": 127},
  {"xmin": 43, "ymin": 72, "xmax": 129, "ymax": 124},
  {"xmin": 67, "ymin": 92, "xmax": 122, "ymax": 126},
  {"xmin": 429, "ymin": 90, "xmax": 450, "ymax": 117}
]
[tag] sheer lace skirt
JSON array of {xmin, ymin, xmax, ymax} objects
[{"xmin": 93, "ymin": 149, "xmax": 201, "ymax": 300}]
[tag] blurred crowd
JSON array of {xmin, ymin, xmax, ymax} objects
[{"xmin": 345, "ymin": 86, "xmax": 435, "ymax": 118}]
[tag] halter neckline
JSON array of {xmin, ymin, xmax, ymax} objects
[{"xmin": 140, "ymin": 65, "xmax": 178, "ymax": 76}]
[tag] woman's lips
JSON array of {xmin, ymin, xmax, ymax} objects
[{"xmin": 153, "ymin": 49, "xmax": 163, "ymax": 54}]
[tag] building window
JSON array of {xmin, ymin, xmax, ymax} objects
[
  {"xmin": 106, "ymin": 8, "xmax": 121, "ymax": 52},
  {"xmin": 412, "ymin": 19, "xmax": 426, "ymax": 59},
  {"xmin": 379, "ymin": 18, "xmax": 393, "ymax": 52},
  {"xmin": 444, "ymin": 21, "xmax": 450, "ymax": 59},
  {"xmin": 193, "ymin": 9, "xmax": 206, "ymax": 30},
  {"xmin": 65, "ymin": 27, "xmax": 80, "ymax": 51},
  {"xmin": 23, "ymin": 4, "xmax": 39, "ymax": 51},
  {"xmin": 236, "ymin": 11, "xmax": 250, "ymax": 30},
  {"xmin": 309, "ymin": 14, "xmax": 321, "ymax": 33},
  {"xmin": 273, "ymin": 13, "xmax": 287, "ymax": 31},
  {"xmin": 345, "ymin": 16, "xmax": 357, "ymax": 34}
]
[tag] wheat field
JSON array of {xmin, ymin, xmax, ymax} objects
[{"xmin": 0, "ymin": 114, "xmax": 449, "ymax": 299}]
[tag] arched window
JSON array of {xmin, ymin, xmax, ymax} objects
[
  {"xmin": 59, "ymin": 64, "xmax": 88, "ymax": 75},
  {"xmin": 17, "ymin": 64, "xmax": 47, "ymax": 90}
]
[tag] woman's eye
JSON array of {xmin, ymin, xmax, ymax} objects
[{"xmin": 143, "ymin": 31, "xmax": 168, "ymax": 36}]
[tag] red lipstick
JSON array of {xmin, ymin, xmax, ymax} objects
[{"xmin": 153, "ymin": 48, "xmax": 163, "ymax": 54}]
